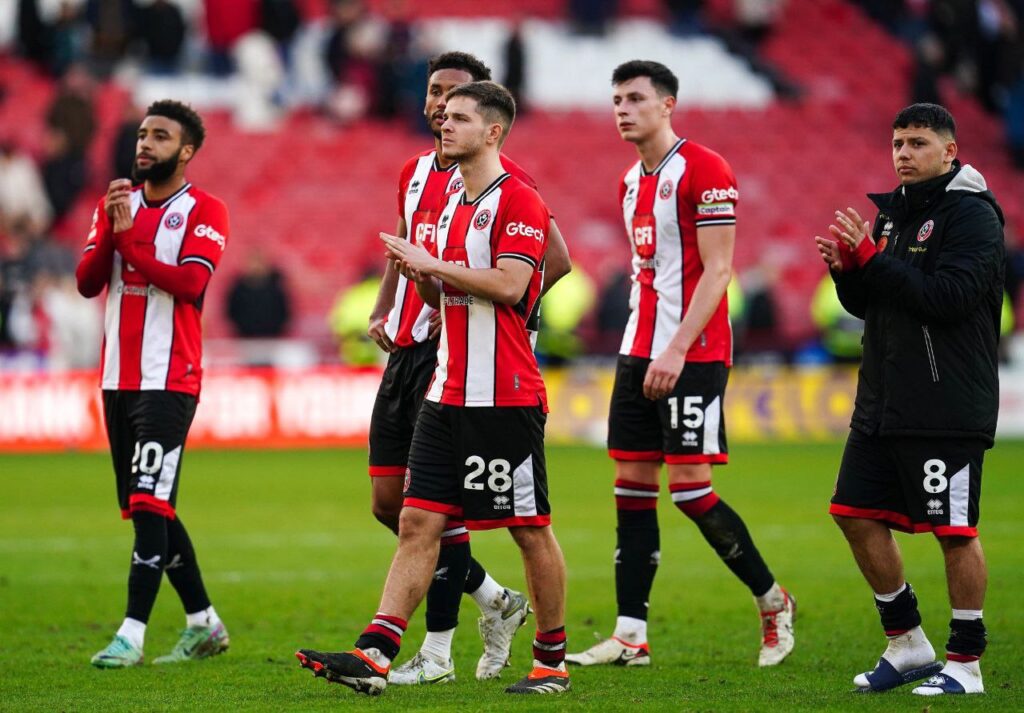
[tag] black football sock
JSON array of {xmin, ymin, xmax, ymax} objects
[
  {"xmin": 356, "ymin": 613, "xmax": 408, "ymax": 662},
  {"xmin": 614, "ymin": 479, "xmax": 661, "ymax": 620},
  {"xmin": 464, "ymin": 555, "xmax": 486, "ymax": 594},
  {"xmin": 126, "ymin": 511, "xmax": 169, "ymax": 623},
  {"xmin": 946, "ymin": 615, "xmax": 986, "ymax": 662},
  {"xmin": 874, "ymin": 582, "xmax": 922, "ymax": 636},
  {"xmin": 425, "ymin": 524, "xmax": 471, "ymax": 632},
  {"xmin": 165, "ymin": 516, "xmax": 212, "ymax": 616},
  {"xmin": 683, "ymin": 498, "xmax": 775, "ymax": 597}
]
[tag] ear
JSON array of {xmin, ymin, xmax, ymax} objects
[
  {"xmin": 662, "ymin": 95, "xmax": 676, "ymax": 116},
  {"xmin": 487, "ymin": 122, "xmax": 504, "ymax": 146},
  {"xmin": 944, "ymin": 139, "xmax": 958, "ymax": 164},
  {"xmin": 179, "ymin": 144, "xmax": 195, "ymax": 164}
]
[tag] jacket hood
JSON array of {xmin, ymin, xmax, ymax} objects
[{"xmin": 947, "ymin": 163, "xmax": 1005, "ymax": 225}]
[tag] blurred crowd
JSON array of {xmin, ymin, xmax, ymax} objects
[
  {"xmin": 855, "ymin": 0, "xmax": 1024, "ymax": 167},
  {"xmin": 1, "ymin": 0, "xmax": 1022, "ymax": 370}
]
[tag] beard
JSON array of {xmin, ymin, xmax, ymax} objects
[{"xmin": 132, "ymin": 149, "xmax": 180, "ymax": 183}]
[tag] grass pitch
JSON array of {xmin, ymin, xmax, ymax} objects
[{"xmin": 1, "ymin": 443, "xmax": 1022, "ymax": 711}]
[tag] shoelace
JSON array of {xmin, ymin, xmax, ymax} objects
[{"xmin": 760, "ymin": 612, "xmax": 779, "ymax": 647}]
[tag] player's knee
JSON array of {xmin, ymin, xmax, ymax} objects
[
  {"xmin": 397, "ymin": 506, "xmax": 443, "ymax": 543},
  {"xmin": 508, "ymin": 524, "xmax": 550, "ymax": 551},
  {"xmin": 371, "ymin": 499, "xmax": 402, "ymax": 533}
]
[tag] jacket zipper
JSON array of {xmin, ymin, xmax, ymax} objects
[{"xmin": 922, "ymin": 326, "xmax": 939, "ymax": 382}]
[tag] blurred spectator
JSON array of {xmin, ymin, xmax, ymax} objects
[
  {"xmin": 324, "ymin": 0, "xmax": 389, "ymax": 124},
  {"xmin": 735, "ymin": 262, "xmax": 784, "ymax": 359},
  {"xmin": 373, "ymin": 2, "xmax": 413, "ymax": 118},
  {"xmin": 17, "ymin": 0, "xmax": 53, "ymax": 71},
  {"xmin": 328, "ymin": 270, "xmax": 381, "ymax": 365},
  {"xmin": 810, "ymin": 273, "xmax": 864, "ymax": 363},
  {"xmin": 227, "ymin": 251, "xmax": 292, "ymax": 337},
  {"xmin": 50, "ymin": 1, "xmax": 84, "ymax": 77},
  {"xmin": 41, "ymin": 127, "xmax": 87, "ymax": 221},
  {"xmin": 0, "ymin": 141, "xmax": 52, "ymax": 235},
  {"xmin": 664, "ymin": 0, "xmax": 706, "ymax": 37},
  {"xmin": 45, "ymin": 64, "xmax": 96, "ymax": 156},
  {"xmin": 260, "ymin": 0, "xmax": 302, "ymax": 64},
  {"xmin": 568, "ymin": 0, "xmax": 618, "ymax": 36},
  {"xmin": 911, "ymin": 33, "xmax": 946, "ymax": 105},
  {"xmin": 205, "ymin": 0, "xmax": 260, "ymax": 75},
  {"xmin": 110, "ymin": 104, "xmax": 143, "ymax": 181},
  {"xmin": 138, "ymin": 0, "xmax": 187, "ymax": 75},
  {"xmin": 84, "ymin": 0, "xmax": 135, "ymax": 75},
  {"xmin": 503, "ymin": 22, "xmax": 526, "ymax": 111},
  {"xmin": 8, "ymin": 269, "xmax": 102, "ymax": 369},
  {"xmin": 233, "ymin": 31, "xmax": 286, "ymax": 130},
  {"xmin": 592, "ymin": 270, "xmax": 631, "ymax": 355},
  {"xmin": 734, "ymin": 0, "xmax": 783, "ymax": 45},
  {"xmin": 535, "ymin": 267, "xmax": 595, "ymax": 365}
]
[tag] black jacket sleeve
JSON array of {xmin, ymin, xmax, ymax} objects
[
  {"xmin": 859, "ymin": 197, "xmax": 1003, "ymax": 324},
  {"xmin": 833, "ymin": 269, "xmax": 868, "ymax": 319}
]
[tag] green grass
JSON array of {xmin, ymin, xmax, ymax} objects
[{"xmin": 1, "ymin": 443, "xmax": 1022, "ymax": 711}]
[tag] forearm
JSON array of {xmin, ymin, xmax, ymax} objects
[
  {"xmin": 541, "ymin": 219, "xmax": 571, "ymax": 296},
  {"xmin": 370, "ymin": 259, "xmax": 400, "ymax": 319},
  {"xmin": 119, "ymin": 242, "xmax": 212, "ymax": 303},
  {"xmin": 76, "ymin": 239, "xmax": 115, "ymax": 298},
  {"xmin": 414, "ymin": 276, "xmax": 441, "ymax": 309},
  {"xmin": 664, "ymin": 267, "xmax": 731, "ymax": 354},
  {"xmin": 432, "ymin": 261, "xmax": 525, "ymax": 305}
]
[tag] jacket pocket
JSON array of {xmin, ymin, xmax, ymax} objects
[{"xmin": 922, "ymin": 325, "xmax": 939, "ymax": 382}]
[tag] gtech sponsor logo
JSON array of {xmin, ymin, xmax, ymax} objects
[
  {"xmin": 506, "ymin": 222, "xmax": 544, "ymax": 242},
  {"xmin": 194, "ymin": 224, "xmax": 226, "ymax": 250},
  {"xmin": 700, "ymin": 186, "xmax": 738, "ymax": 204}
]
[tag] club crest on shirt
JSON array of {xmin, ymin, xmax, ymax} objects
[
  {"xmin": 659, "ymin": 179, "xmax": 674, "ymax": 199},
  {"xmin": 474, "ymin": 209, "xmax": 492, "ymax": 230},
  {"xmin": 450, "ymin": 177, "xmax": 464, "ymax": 193},
  {"xmin": 917, "ymin": 220, "xmax": 934, "ymax": 242},
  {"xmin": 164, "ymin": 212, "xmax": 184, "ymax": 230}
]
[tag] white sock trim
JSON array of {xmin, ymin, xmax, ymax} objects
[
  {"xmin": 470, "ymin": 574, "xmax": 507, "ymax": 612},
  {"xmin": 951, "ymin": 608, "xmax": 983, "ymax": 620},
  {"xmin": 186, "ymin": 605, "xmax": 221, "ymax": 628},
  {"xmin": 420, "ymin": 628, "xmax": 455, "ymax": 663},
  {"xmin": 117, "ymin": 617, "xmax": 146, "ymax": 649},
  {"xmin": 613, "ymin": 616, "xmax": 647, "ymax": 644},
  {"xmin": 874, "ymin": 582, "xmax": 907, "ymax": 602}
]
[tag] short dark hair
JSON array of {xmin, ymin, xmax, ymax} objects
[
  {"xmin": 446, "ymin": 81, "xmax": 516, "ymax": 137},
  {"xmin": 892, "ymin": 103, "xmax": 956, "ymax": 139},
  {"xmin": 611, "ymin": 60, "xmax": 679, "ymax": 99},
  {"xmin": 145, "ymin": 100, "xmax": 206, "ymax": 151},
  {"xmin": 427, "ymin": 52, "xmax": 491, "ymax": 82}
]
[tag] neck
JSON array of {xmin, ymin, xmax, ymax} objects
[
  {"xmin": 459, "ymin": 149, "xmax": 504, "ymax": 201},
  {"xmin": 635, "ymin": 127, "xmax": 680, "ymax": 172},
  {"xmin": 144, "ymin": 174, "xmax": 187, "ymax": 203},
  {"xmin": 434, "ymin": 136, "xmax": 455, "ymax": 169}
]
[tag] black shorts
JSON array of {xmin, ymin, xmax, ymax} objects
[
  {"xmin": 607, "ymin": 356, "xmax": 729, "ymax": 465},
  {"xmin": 102, "ymin": 390, "xmax": 198, "ymax": 520},
  {"xmin": 830, "ymin": 428, "xmax": 985, "ymax": 537},
  {"xmin": 405, "ymin": 400, "xmax": 550, "ymax": 530},
  {"xmin": 368, "ymin": 339, "xmax": 438, "ymax": 476}
]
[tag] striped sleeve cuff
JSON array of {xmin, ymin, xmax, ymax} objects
[
  {"xmin": 694, "ymin": 217, "xmax": 737, "ymax": 227},
  {"xmin": 180, "ymin": 255, "xmax": 216, "ymax": 273},
  {"xmin": 83, "ymin": 244, "xmax": 96, "ymax": 253},
  {"xmin": 496, "ymin": 252, "xmax": 538, "ymax": 268}
]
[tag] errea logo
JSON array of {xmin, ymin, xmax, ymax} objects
[
  {"xmin": 506, "ymin": 222, "xmax": 544, "ymax": 242},
  {"xmin": 194, "ymin": 224, "xmax": 226, "ymax": 250},
  {"xmin": 700, "ymin": 186, "xmax": 738, "ymax": 203}
]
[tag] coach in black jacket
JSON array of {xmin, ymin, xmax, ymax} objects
[{"xmin": 815, "ymin": 104, "xmax": 1004, "ymax": 697}]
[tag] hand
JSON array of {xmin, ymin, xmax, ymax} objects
[
  {"xmin": 815, "ymin": 236, "xmax": 846, "ymax": 272},
  {"xmin": 105, "ymin": 179, "xmax": 133, "ymax": 231},
  {"xmin": 643, "ymin": 347, "xmax": 685, "ymax": 400},
  {"xmin": 367, "ymin": 314, "xmax": 395, "ymax": 353},
  {"xmin": 427, "ymin": 310, "xmax": 442, "ymax": 340},
  {"xmin": 380, "ymin": 232, "xmax": 438, "ymax": 275},
  {"xmin": 829, "ymin": 208, "xmax": 871, "ymax": 250}
]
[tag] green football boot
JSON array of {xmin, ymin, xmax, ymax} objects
[
  {"xmin": 91, "ymin": 635, "xmax": 144, "ymax": 668},
  {"xmin": 153, "ymin": 622, "xmax": 230, "ymax": 664}
]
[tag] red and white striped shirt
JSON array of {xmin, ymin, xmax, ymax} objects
[
  {"xmin": 619, "ymin": 139, "xmax": 736, "ymax": 365},
  {"xmin": 426, "ymin": 173, "xmax": 549, "ymax": 409},
  {"xmin": 387, "ymin": 150, "xmax": 536, "ymax": 349},
  {"xmin": 79, "ymin": 183, "xmax": 228, "ymax": 395}
]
